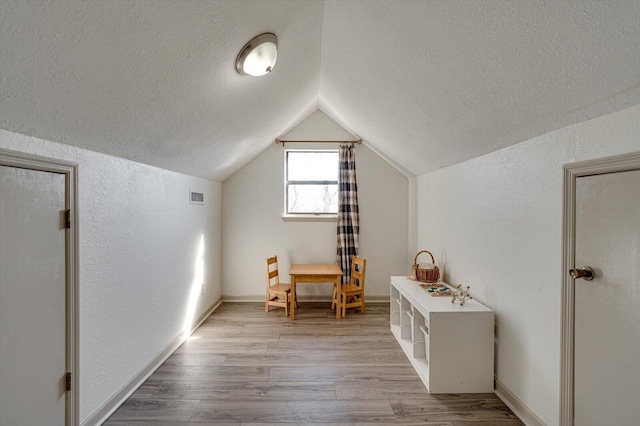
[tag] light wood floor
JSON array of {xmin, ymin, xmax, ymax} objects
[{"xmin": 105, "ymin": 302, "xmax": 523, "ymax": 425}]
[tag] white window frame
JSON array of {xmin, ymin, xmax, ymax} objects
[{"xmin": 283, "ymin": 148, "xmax": 339, "ymax": 220}]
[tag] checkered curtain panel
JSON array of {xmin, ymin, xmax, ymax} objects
[{"xmin": 336, "ymin": 144, "xmax": 359, "ymax": 284}]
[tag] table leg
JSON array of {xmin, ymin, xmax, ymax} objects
[
  {"xmin": 290, "ymin": 275, "xmax": 296, "ymax": 320},
  {"xmin": 335, "ymin": 275, "xmax": 340, "ymax": 320}
]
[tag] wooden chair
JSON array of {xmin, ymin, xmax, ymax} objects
[
  {"xmin": 265, "ymin": 255, "xmax": 297, "ymax": 315},
  {"xmin": 336, "ymin": 256, "xmax": 367, "ymax": 318}
]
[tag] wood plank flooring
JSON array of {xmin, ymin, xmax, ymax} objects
[{"xmin": 105, "ymin": 302, "xmax": 522, "ymax": 425}]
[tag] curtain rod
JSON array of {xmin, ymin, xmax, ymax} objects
[{"xmin": 275, "ymin": 138, "xmax": 362, "ymax": 145}]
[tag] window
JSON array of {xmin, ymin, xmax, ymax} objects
[{"xmin": 285, "ymin": 150, "xmax": 338, "ymax": 215}]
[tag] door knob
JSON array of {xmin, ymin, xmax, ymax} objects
[{"xmin": 569, "ymin": 266, "xmax": 594, "ymax": 281}]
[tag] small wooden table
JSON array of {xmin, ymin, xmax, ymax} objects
[{"xmin": 289, "ymin": 264, "xmax": 343, "ymax": 320}]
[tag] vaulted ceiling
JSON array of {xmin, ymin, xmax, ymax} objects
[{"xmin": 2, "ymin": 0, "xmax": 639, "ymax": 181}]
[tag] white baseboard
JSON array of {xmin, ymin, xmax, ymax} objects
[
  {"xmin": 495, "ymin": 377, "xmax": 546, "ymax": 426},
  {"xmin": 222, "ymin": 294, "xmax": 390, "ymax": 303},
  {"xmin": 81, "ymin": 297, "xmax": 222, "ymax": 426}
]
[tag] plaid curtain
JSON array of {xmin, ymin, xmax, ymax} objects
[{"xmin": 336, "ymin": 144, "xmax": 359, "ymax": 284}]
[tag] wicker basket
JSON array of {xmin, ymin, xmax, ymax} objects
[{"xmin": 412, "ymin": 250, "xmax": 440, "ymax": 283}]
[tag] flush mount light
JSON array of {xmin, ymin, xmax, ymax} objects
[{"xmin": 236, "ymin": 32, "xmax": 278, "ymax": 77}]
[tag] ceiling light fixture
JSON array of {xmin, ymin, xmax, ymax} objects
[{"xmin": 235, "ymin": 33, "xmax": 278, "ymax": 77}]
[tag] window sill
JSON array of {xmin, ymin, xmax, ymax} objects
[{"xmin": 281, "ymin": 214, "xmax": 337, "ymax": 222}]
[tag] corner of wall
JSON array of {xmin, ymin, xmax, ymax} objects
[
  {"xmin": 495, "ymin": 378, "xmax": 547, "ymax": 426},
  {"xmin": 407, "ymin": 176, "xmax": 419, "ymax": 270}
]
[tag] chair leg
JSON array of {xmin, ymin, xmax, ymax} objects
[
  {"xmin": 361, "ymin": 293, "xmax": 365, "ymax": 313},
  {"xmin": 265, "ymin": 291, "xmax": 270, "ymax": 312},
  {"xmin": 331, "ymin": 286, "xmax": 337, "ymax": 310},
  {"xmin": 341, "ymin": 292, "xmax": 346, "ymax": 318},
  {"xmin": 284, "ymin": 292, "xmax": 289, "ymax": 316}
]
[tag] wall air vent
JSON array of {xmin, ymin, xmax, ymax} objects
[{"xmin": 190, "ymin": 190, "xmax": 204, "ymax": 205}]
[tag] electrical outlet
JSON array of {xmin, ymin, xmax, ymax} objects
[{"xmin": 201, "ymin": 281, "xmax": 207, "ymax": 295}]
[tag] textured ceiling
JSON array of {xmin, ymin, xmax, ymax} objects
[
  {"xmin": 0, "ymin": 0, "xmax": 323, "ymax": 180},
  {"xmin": 1, "ymin": 1, "xmax": 640, "ymax": 181},
  {"xmin": 320, "ymin": 0, "xmax": 640, "ymax": 176}
]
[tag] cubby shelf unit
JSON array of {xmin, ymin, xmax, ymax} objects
[{"xmin": 390, "ymin": 275, "xmax": 494, "ymax": 393}]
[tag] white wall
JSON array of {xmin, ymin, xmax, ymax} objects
[
  {"xmin": 415, "ymin": 105, "xmax": 640, "ymax": 425},
  {"xmin": 222, "ymin": 110, "xmax": 409, "ymax": 300},
  {"xmin": 0, "ymin": 129, "xmax": 222, "ymax": 423}
]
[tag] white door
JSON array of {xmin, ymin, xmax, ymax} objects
[
  {"xmin": 0, "ymin": 165, "xmax": 67, "ymax": 426},
  {"xmin": 574, "ymin": 169, "xmax": 640, "ymax": 425}
]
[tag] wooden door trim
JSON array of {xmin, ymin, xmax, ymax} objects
[
  {"xmin": 0, "ymin": 148, "xmax": 79, "ymax": 426},
  {"xmin": 561, "ymin": 151, "xmax": 640, "ymax": 426}
]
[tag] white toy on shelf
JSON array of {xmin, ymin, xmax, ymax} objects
[{"xmin": 451, "ymin": 284, "xmax": 472, "ymax": 306}]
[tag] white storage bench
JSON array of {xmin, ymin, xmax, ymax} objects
[{"xmin": 390, "ymin": 275, "xmax": 494, "ymax": 393}]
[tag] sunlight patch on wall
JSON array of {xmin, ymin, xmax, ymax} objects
[{"xmin": 183, "ymin": 234, "xmax": 205, "ymax": 339}]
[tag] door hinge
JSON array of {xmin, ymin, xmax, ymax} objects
[
  {"xmin": 65, "ymin": 372, "xmax": 72, "ymax": 392},
  {"xmin": 65, "ymin": 209, "xmax": 71, "ymax": 229}
]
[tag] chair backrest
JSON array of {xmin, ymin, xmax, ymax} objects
[
  {"xmin": 265, "ymin": 255, "xmax": 280, "ymax": 289},
  {"xmin": 350, "ymin": 256, "xmax": 366, "ymax": 289}
]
